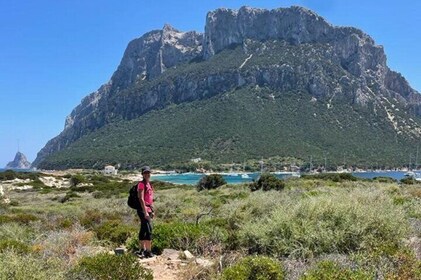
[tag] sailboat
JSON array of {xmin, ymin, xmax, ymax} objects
[{"xmin": 241, "ymin": 161, "xmax": 250, "ymax": 179}]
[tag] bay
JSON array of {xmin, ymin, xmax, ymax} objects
[
  {"xmin": 0, "ymin": 168, "xmax": 411, "ymax": 185},
  {"xmin": 153, "ymin": 171, "xmax": 410, "ymax": 185}
]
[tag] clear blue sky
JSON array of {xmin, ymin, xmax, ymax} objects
[{"xmin": 1, "ymin": 0, "xmax": 420, "ymax": 167}]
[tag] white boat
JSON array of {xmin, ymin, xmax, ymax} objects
[
  {"xmin": 404, "ymin": 171, "xmax": 421, "ymax": 181},
  {"xmin": 290, "ymin": 172, "xmax": 301, "ymax": 178},
  {"xmin": 241, "ymin": 174, "xmax": 250, "ymax": 179}
]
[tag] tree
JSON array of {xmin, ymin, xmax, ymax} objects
[
  {"xmin": 250, "ymin": 173, "xmax": 285, "ymax": 192},
  {"xmin": 196, "ymin": 174, "xmax": 226, "ymax": 191}
]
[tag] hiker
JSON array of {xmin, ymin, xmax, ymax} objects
[{"xmin": 137, "ymin": 166, "xmax": 155, "ymax": 258}]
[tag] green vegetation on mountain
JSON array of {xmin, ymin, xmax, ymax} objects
[
  {"xmin": 36, "ymin": 41, "xmax": 421, "ymax": 170},
  {"xmin": 40, "ymin": 85, "xmax": 420, "ymax": 169}
]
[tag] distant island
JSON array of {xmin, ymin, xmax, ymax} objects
[{"xmin": 5, "ymin": 151, "xmax": 31, "ymax": 169}]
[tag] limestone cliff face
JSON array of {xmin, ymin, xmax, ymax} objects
[
  {"xmin": 33, "ymin": 25, "xmax": 203, "ymax": 166},
  {"xmin": 203, "ymin": 6, "xmax": 420, "ymax": 106},
  {"xmin": 6, "ymin": 152, "xmax": 31, "ymax": 169},
  {"xmin": 33, "ymin": 6, "xmax": 421, "ymax": 167}
]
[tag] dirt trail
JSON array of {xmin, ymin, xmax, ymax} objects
[{"xmin": 138, "ymin": 249, "xmax": 187, "ymax": 280}]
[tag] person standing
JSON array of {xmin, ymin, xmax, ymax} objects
[{"xmin": 137, "ymin": 166, "xmax": 154, "ymax": 258}]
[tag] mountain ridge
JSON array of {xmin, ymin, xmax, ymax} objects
[{"xmin": 33, "ymin": 6, "xmax": 421, "ymax": 168}]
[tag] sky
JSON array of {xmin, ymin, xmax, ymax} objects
[{"xmin": 1, "ymin": 0, "xmax": 420, "ymax": 167}]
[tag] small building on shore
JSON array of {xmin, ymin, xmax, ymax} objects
[{"xmin": 103, "ymin": 165, "xmax": 118, "ymax": 175}]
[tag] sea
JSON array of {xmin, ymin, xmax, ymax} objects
[
  {"xmin": 152, "ymin": 171, "xmax": 411, "ymax": 185},
  {"xmin": 0, "ymin": 168, "xmax": 34, "ymax": 173},
  {"xmin": 0, "ymin": 168, "xmax": 411, "ymax": 185}
]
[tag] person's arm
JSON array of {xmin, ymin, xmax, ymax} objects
[{"xmin": 137, "ymin": 183, "xmax": 149, "ymax": 218}]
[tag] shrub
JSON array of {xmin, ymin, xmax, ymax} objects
[
  {"xmin": 372, "ymin": 176, "xmax": 397, "ymax": 183},
  {"xmin": 197, "ymin": 174, "xmax": 226, "ymax": 191},
  {"xmin": 0, "ymin": 213, "xmax": 39, "ymax": 225},
  {"xmin": 88, "ymin": 174, "xmax": 110, "ymax": 183},
  {"xmin": 94, "ymin": 220, "xmax": 136, "ymax": 245},
  {"xmin": 152, "ymin": 222, "xmax": 220, "ymax": 255},
  {"xmin": 0, "ymin": 170, "xmax": 17, "ymax": 180},
  {"xmin": 91, "ymin": 190, "xmax": 106, "ymax": 199},
  {"xmin": 0, "ymin": 250, "xmax": 65, "ymax": 279},
  {"xmin": 71, "ymin": 253, "xmax": 152, "ymax": 280},
  {"xmin": 79, "ymin": 209, "xmax": 103, "ymax": 229},
  {"xmin": 384, "ymin": 250, "xmax": 421, "ymax": 279},
  {"xmin": 37, "ymin": 226, "xmax": 96, "ymax": 261},
  {"xmin": 0, "ymin": 239, "xmax": 30, "ymax": 254},
  {"xmin": 401, "ymin": 177, "xmax": 416, "ymax": 185},
  {"xmin": 238, "ymin": 189, "xmax": 408, "ymax": 258},
  {"xmin": 60, "ymin": 191, "xmax": 81, "ymax": 203},
  {"xmin": 301, "ymin": 173, "xmax": 358, "ymax": 182},
  {"xmin": 302, "ymin": 260, "xmax": 373, "ymax": 280},
  {"xmin": 70, "ymin": 174, "xmax": 86, "ymax": 187},
  {"xmin": 250, "ymin": 173, "xmax": 285, "ymax": 192},
  {"xmin": 221, "ymin": 256, "xmax": 285, "ymax": 280}
]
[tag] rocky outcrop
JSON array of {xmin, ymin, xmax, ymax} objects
[
  {"xmin": 32, "ymin": 25, "xmax": 203, "ymax": 167},
  {"xmin": 33, "ymin": 6, "xmax": 421, "ymax": 168},
  {"xmin": 6, "ymin": 152, "xmax": 31, "ymax": 169}
]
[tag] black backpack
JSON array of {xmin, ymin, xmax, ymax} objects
[{"xmin": 128, "ymin": 181, "xmax": 142, "ymax": 209}]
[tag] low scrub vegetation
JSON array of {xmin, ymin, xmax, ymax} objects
[
  {"xmin": 221, "ymin": 256, "xmax": 285, "ymax": 280},
  {"xmin": 70, "ymin": 253, "xmax": 152, "ymax": 280},
  {"xmin": 302, "ymin": 260, "xmax": 373, "ymax": 280},
  {"xmin": 301, "ymin": 172, "xmax": 359, "ymax": 182},
  {"xmin": 1, "ymin": 170, "xmax": 421, "ymax": 278}
]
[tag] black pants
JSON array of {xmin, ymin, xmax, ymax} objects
[{"xmin": 137, "ymin": 210, "xmax": 153, "ymax": 241}]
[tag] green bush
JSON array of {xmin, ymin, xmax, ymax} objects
[
  {"xmin": 79, "ymin": 209, "xmax": 104, "ymax": 229},
  {"xmin": 221, "ymin": 256, "xmax": 285, "ymax": 280},
  {"xmin": 301, "ymin": 173, "xmax": 358, "ymax": 182},
  {"xmin": 401, "ymin": 177, "xmax": 416, "ymax": 185},
  {"xmin": 0, "ymin": 250, "xmax": 65, "ymax": 279},
  {"xmin": 238, "ymin": 189, "xmax": 408, "ymax": 258},
  {"xmin": 70, "ymin": 174, "xmax": 86, "ymax": 187},
  {"xmin": 0, "ymin": 213, "xmax": 39, "ymax": 225},
  {"xmin": 0, "ymin": 239, "xmax": 30, "ymax": 254},
  {"xmin": 94, "ymin": 220, "xmax": 136, "ymax": 245},
  {"xmin": 384, "ymin": 250, "xmax": 421, "ymax": 279},
  {"xmin": 250, "ymin": 173, "xmax": 285, "ymax": 192},
  {"xmin": 302, "ymin": 260, "xmax": 373, "ymax": 280},
  {"xmin": 372, "ymin": 176, "xmax": 397, "ymax": 183},
  {"xmin": 197, "ymin": 174, "xmax": 226, "ymax": 191},
  {"xmin": 59, "ymin": 191, "xmax": 81, "ymax": 203},
  {"xmin": 88, "ymin": 174, "xmax": 110, "ymax": 183},
  {"xmin": 0, "ymin": 170, "xmax": 17, "ymax": 180},
  {"xmin": 72, "ymin": 253, "xmax": 152, "ymax": 280},
  {"xmin": 152, "ymin": 222, "xmax": 217, "ymax": 255}
]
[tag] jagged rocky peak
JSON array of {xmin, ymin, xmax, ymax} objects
[
  {"xmin": 111, "ymin": 24, "xmax": 203, "ymax": 89},
  {"xmin": 203, "ymin": 5, "xmax": 381, "ymax": 64},
  {"xmin": 5, "ymin": 152, "xmax": 31, "ymax": 169},
  {"xmin": 63, "ymin": 24, "xmax": 203, "ymax": 133},
  {"xmin": 203, "ymin": 5, "xmax": 331, "ymax": 59}
]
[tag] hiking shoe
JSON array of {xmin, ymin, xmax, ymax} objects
[
  {"xmin": 134, "ymin": 249, "xmax": 144, "ymax": 257},
  {"xmin": 143, "ymin": 250, "xmax": 154, "ymax": 258}
]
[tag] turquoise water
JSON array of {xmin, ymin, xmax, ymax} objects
[
  {"xmin": 0, "ymin": 168, "xmax": 34, "ymax": 172},
  {"xmin": 152, "ymin": 173, "xmax": 277, "ymax": 185},
  {"xmin": 0, "ymin": 168, "xmax": 409, "ymax": 185},
  {"xmin": 153, "ymin": 171, "xmax": 409, "ymax": 185}
]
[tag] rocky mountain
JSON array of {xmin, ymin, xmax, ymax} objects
[
  {"xmin": 6, "ymin": 152, "xmax": 31, "ymax": 169},
  {"xmin": 33, "ymin": 6, "xmax": 421, "ymax": 169}
]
